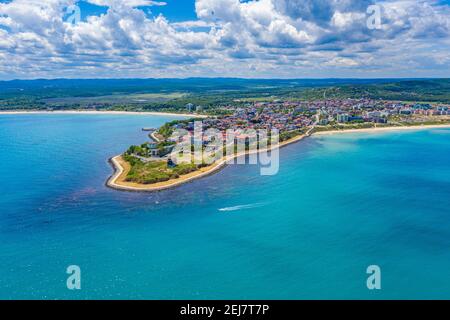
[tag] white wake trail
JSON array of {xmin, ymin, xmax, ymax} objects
[{"xmin": 218, "ymin": 203, "xmax": 267, "ymax": 212}]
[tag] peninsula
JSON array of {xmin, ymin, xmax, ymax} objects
[{"xmin": 107, "ymin": 98, "xmax": 450, "ymax": 192}]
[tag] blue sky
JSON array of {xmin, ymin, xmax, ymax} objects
[
  {"xmin": 0, "ymin": 0, "xmax": 449, "ymax": 79},
  {"xmin": 77, "ymin": 0, "xmax": 197, "ymax": 22}
]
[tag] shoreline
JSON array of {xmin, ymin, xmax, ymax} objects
[
  {"xmin": 106, "ymin": 130, "xmax": 311, "ymax": 192},
  {"xmin": 0, "ymin": 110, "xmax": 207, "ymax": 118},
  {"xmin": 313, "ymin": 124, "xmax": 450, "ymax": 136},
  {"xmin": 106, "ymin": 123, "xmax": 450, "ymax": 192}
]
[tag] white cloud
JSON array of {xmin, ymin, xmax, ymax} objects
[
  {"xmin": 86, "ymin": 0, "xmax": 167, "ymax": 7},
  {"xmin": 0, "ymin": 0, "xmax": 448, "ymax": 79}
]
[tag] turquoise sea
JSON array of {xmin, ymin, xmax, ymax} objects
[{"xmin": 0, "ymin": 114, "xmax": 449, "ymax": 300}]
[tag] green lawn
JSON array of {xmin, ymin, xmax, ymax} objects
[{"xmin": 123, "ymin": 154, "xmax": 203, "ymax": 184}]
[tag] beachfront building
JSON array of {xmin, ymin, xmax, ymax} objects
[
  {"xmin": 337, "ymin": 114, "xmax": 349, "ymax": 123},
  {"xmin": 185, "ymin": 103, "xmax": 194, "ymax": 112}
]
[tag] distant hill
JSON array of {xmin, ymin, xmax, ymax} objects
[
  {"xmin": 0, "ymin": 78, "xmax": 448, "ymax": 111},
  {"xmin": 0, "ymin": 78, "xmax": 403, "ymax": 96}
]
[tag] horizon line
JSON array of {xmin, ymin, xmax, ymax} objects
[{"xmin": 1, "ymin": 77, "xmax": 449, "ymax": 82}]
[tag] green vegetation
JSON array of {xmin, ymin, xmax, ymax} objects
[
  {"xmin": 2, "ymin": 78, "xmax": 449, "ymax": 113},
  {"xmin": 313, "ymin": 123, "xmax": 389, "ymax": 132},
  {"xmin": 296, "ymin": 80, "xmax": 450, "ymax": 103},
  {"xmin": 124, "ymin": 154, "xmax": 196, "ymax": 184},
  {"xmin": 157, "ymin": 118, "xmax": 199, "ymax": 138},
  {"xmin": 126, "ymin": 144, "xmax": 150, "ymax": 157},
  {"xmin": 123, "ymin": 154, "xmax": 208, "ymax": 185},
  {"xmin": 280, "ymin": 129, "xmax": 307, "ymax": 142},
  {"xmin": 158, "ymin": 122, "xmax": 175, "ymax": 139}
]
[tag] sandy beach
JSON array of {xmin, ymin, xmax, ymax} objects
[
  {"xmin": 107, "ymin": 155, "xmax": 227, "ymax": 192},
  {"xmin": 313, "ymin": 124, "xmax": 450, "ymax": 136},
  {"xmin": 106, "ymin": 123, "xmax": 450, "ymax": 192},
  {"xmin": 0, "ymin": 110, "xmax": 207, "ymax": 118}
]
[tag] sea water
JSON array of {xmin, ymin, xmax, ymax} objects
[{"xmin": 0, "ymin": 114, "xmax": 449, "ymax": 299}]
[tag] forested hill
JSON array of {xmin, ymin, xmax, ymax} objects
[{"xmin": 0, "ymin": 78, "xmax": 449, "ymax": 111}]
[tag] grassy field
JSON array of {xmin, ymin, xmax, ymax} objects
[
  {"xmin": 123, "ymin": 154, "xmax": 204, "ymax": 185},
  {"xmin": 42, "ymin": 92, "xmax": 187, "ymax": 106}
]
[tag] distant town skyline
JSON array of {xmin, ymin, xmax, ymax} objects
[{"xmin": 0, "ymin": 0, "xmax": 449, "ymax": 80}]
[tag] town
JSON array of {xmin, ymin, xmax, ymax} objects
[{"xmin": 126, "ymin": 98, "xmax": 450, "ymax": 161}]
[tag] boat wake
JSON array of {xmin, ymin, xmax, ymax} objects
[{"xmin": 218, "ymin": 203, "xmax": 267, "ymax": 212}]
